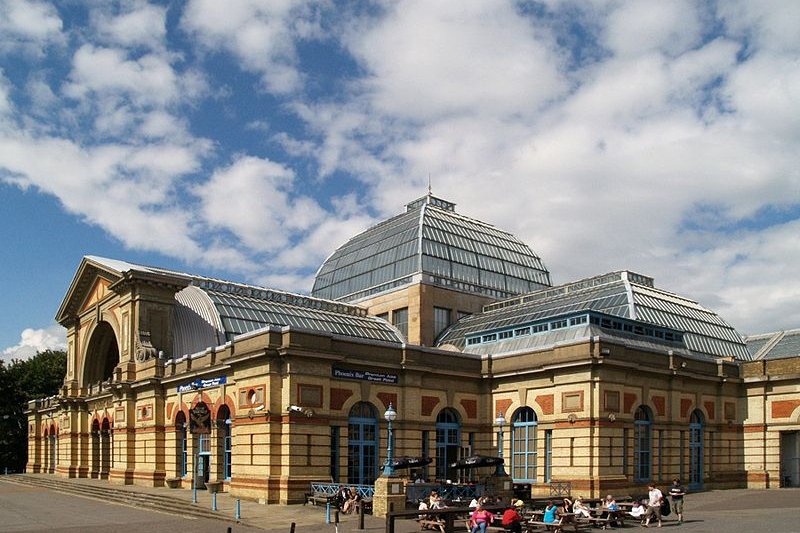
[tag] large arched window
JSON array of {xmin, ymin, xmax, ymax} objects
[
  {"xmin": 634, "ymin": 405, "xmax": 653, "ymax": 482},
  {"xmin": 435, "ymin": 408, "xmax": 461, "ymax": 481},
  {"xmin": 83, "ymin": 322, "xmax": 119, "ymax": 385},
  {"xmin": 511, "ymin": 407, "xmax": 538, "ymax": 481},
  {"xmin": 348, "ymin": 402, "xmax": 378, "ymax": 485},
  {"xmin": 689, "ymin": 409, "xmax": 704, "ymax": 490}
]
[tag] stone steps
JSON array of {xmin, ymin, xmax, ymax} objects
[{"xmin": 0, "ymin": 474, "xmax": 233, "ymax": 523}]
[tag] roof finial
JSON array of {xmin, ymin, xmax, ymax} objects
[{"xmin": 428, "ymin": 173, "xmax": 432, "ymax": 196}]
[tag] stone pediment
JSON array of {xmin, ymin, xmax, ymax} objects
[{"xmin": 56, "ymin": 258, "xmax": 125, "ymax": 326}]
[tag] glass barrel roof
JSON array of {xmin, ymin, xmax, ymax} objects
[
  {"xmin": 437, "ymin": 271, "xmax": 750, "ymax": 361},
  {"xmin": 83, "ymin": 256, "xmax": 404, "ymax": 357},
  {"xmin": 311, "ymin": 194, "xmax": 551, "ymax": 302}
]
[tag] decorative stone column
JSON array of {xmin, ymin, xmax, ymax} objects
[{"xmin": 372, "ymin": 475, "xmax": 406, "ymax": 518}]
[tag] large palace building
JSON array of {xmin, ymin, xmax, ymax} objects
[{"xmin": 26, "ymin": 194, "xmax": 800, "ymax": 503}]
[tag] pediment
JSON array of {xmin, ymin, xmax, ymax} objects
[{"xmin": 56, "ymin": 258, "xmax": 124, "ymax": 326}]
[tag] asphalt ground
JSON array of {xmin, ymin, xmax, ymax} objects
[{"xmin": 0, "ymin": 476, "xmax": 798, "ymax": 533}]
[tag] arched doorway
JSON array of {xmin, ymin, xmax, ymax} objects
[
  {"xmin": 175, "ymin": 411, "xmax": 187, "ymax": 477},
  {"xmin": 43, "ymin": 427, "xmax": 50, "ymax": 473},
  {"xmin": 100, "ymin": 418, "xmax": 112, "ymax": 479},
  {"xmin": 511, "ymin": 407, "xmax": 538, "ymax": 481},
  {"xmin": 689, "ymin": 409, "xmax": 704, "ymax": 490},
  {"xmin": 216, "ymin": 405, "xmax": 232, "ymax": 481},
  {"xmin": 347, "ymin": 402, "xmax": 378, "ymax": 485},
  {"xmin": 48, "ymin": 424, "xmax": 57, "ymax": 473},
  {"xmin": 90, "ymin": 419, "xmax": 101, "ymax": 478},
  {"xmin": 634, "ymin": 405, "xmax": 653, "ymax": 482},
  {"xmin": 435, "ymin": 408, "xmax": 461, "ymax": 482},
  {"xmin": 83, "ymin": 322, "xmax": 119, "ymax": 385}
]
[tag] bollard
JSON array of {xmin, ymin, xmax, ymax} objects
[
  {"xmin": 290, "ymin": 523, "xmax": 296, "ymax": 533},
  {"xmin": 192, "ymin": 482, "xmax": 197, "ymax": 504},
  {"xmin": 358, "ymin": 502, "xmax": 365, "ymax": 530},
  {"xmin": 334, "ymin": 510, "xmax": 340, "ymax": 533},
  {"xmin": 326, "ymin": 501, "xmax": 331, "ymax": 524},
  {"xmin": 235, "ymin": 498, "xmax": 241, "ymax": 521},
  {"xmin": 227, "ymin": 528, "xmax": 232, "ymax": 533},
  {"xmin": 212, "ymin": 492, "xmax": 217, "ymax": 512}
]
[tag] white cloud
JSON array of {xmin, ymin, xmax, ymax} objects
[
  {"xmin": 0, "ymin": 0, "xmax": 64, "ymax": 55},
  {"xmin": 181, "ymin": 0, "xmax": 323, "ymax": 94},
  {"xmin": 91, "ymin": 2, "xmax": 167, "ymax": 51},
  {"xmin": 2, "ymin": 325, "xmax": 66, "ymax": 362}
]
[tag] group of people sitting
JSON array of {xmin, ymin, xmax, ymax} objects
[
  {"xmin": 333, "ymin": 485, "xmax": 362, "ymax": 514},
  {"xmin": 539, "ymin": 494, "xmax": 623, "ymax": 530}
]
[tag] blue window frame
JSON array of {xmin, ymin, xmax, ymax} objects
[
  {"xmin": 511, "ymin": 407, "xmax": 538, "ymax": 482},
  {"xmin": 348, "ymin": 402, "xmax": 378, "ymax": 485},
  {"xmin": 689, "ymin": 410, "xmax": 704, "ymax": 490},
  {"xmin": 435, "ymin": 409, "xmax": 461, "ymax": 481},
  {"xmin": 634, "ymin": 406, "xmax": 652, "ymax": 482}
]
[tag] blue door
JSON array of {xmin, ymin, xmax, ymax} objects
[
  {"xmin": 689, "ymin": 410, "xmax": 704, "ymax": 490},
  {"xmin": 348, "ymin": 402, "xmax": 378, "ymax": 485},
  {"xmin": 435, "ymin": 409, "xmax": 461, "ymax": 482}
]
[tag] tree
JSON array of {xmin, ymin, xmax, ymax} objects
[{"xmin": 0, "ymin": 350, "xmax": 66, "ymax": 473}]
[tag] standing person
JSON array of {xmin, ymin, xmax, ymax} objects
[
  {"xmin": 502, "ymin": 499, "xmax": 525, "ymax": 533},
  {"xmin": 669, "ymin": 479, "xmax": 686, "ymax": 524},
  {"xmin": 644, "ymin": 484, "xmax": 663, "ymax": 528}
]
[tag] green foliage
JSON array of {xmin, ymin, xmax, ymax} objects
[{"xmin": 0, "ymin": 350, "xmax": 66, "ymax": 473}]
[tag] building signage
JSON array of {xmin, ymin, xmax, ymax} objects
[
  {"xmin": 332, "ymin": 366, "xmax": 398, "ymax": 384},
  {"xmin": 177, "ymin": 376, "xmax": 227, "ymax": 393}
]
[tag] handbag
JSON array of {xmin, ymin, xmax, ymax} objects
[{"xmin": 660, "ymin": 498, "xmax": 671, "ymax": 517}]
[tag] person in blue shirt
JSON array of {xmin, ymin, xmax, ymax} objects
[{"xmin": 543, "ymin": 501, "xmax": 558, "ymax": 523}]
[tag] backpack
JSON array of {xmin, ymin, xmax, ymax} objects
[{"xmin": 660, "ymin": 498, "xmax": 671, "ymax": 517}]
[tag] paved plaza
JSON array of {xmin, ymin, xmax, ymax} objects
[{"xmin": 1, "ymin": 476, "xmax": 799, "ymax": 533}]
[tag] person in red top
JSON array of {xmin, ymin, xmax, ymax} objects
[
  {"xmin": 501, "ymin": 499, "xmax": 525, "ymax": 533},
  {"xmin": 469, "ymin": 502, "xmax": 495, "ymax": 533}
]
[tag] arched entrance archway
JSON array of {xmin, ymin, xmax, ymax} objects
[
  {"xmin": 216, "ymin": 405, "xmax": 232, "ymax": 481},
  {"xmin": 634, "ymin": 405, "xmax": 653, "ymax": 482},
  {"xmin": 689, "ymin": 409, "xmax": 704, "ymax": 490},
  {"xmin": 90, "ymin": 419, "xmax": 101, "ymax": 478},
  {"xmin": 175, "ymin": 411, "xmax": 187, "ymax": 477},
  {"xmin": 83, "ymin": 322, "xmax": 119, "ymax": 385},
  {"xmin": 347, "ymin": 402, "xmax": 378, "ymax": 485},
  {"xmin": 100, "ymin": 418, "xmax": 112, "ymax": 479},
  {"xmin": 48, "ymin": 424, "xmax": 57, "ymax": 473},
  {"xmin": 435, "ymin": 408, "xmax": 461, "ymax": 482}
]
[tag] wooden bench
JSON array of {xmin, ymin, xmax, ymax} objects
[
  {"xmin": 305, "ymin": 492, "xmax": 335, "ymax": 507},
  {"xmin": 418, "ymin": 518, "xmax": 446, "ymax": 532},
  {"xmin": 526, "ymin": 518, "xmax": 562, "ymax": 532}
]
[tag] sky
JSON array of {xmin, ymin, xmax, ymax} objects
[{"xmin": 1, "ymin": 0, "xmax": 798, "ymax": 362}]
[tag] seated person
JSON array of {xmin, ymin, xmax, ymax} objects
[
  {"xmin": 429, "ymin": 490, "xmax": 445, "ymax": 509},
  {"xmin": 543, "ymin": 501, "xmax": 558, "ymax": 523},
  {"xmin": 341, "ymin": 487, "xmax": 361, "ymax": 514},
  {"xmin": 572, "ymin": 497, "xmax": 591, "ymax": 518},
  {"xmin": 628, "ymin": 500, "xmax": 646, "ymax": 522},
  {"xmin": 502, "ymin": 499, "xmax": 525, "ymax": 533},
  {"xmin": 557, "ymin": 498, "xmax": 573, "ymax": 523},
  {"xmin": 418, "ymin": 500, "xmax": 430, "ymax": 520},
  {"xmin": 334, "ymin": 486, "xmax": 349, "ymax": 509},
  {"xmin": 469, "ymin": 503, "xmax": 494, "ymax": 533}
]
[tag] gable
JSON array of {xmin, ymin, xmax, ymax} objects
[{"xmin": 79, "ymin": 277, "xmax": 113, "ymax": 314}]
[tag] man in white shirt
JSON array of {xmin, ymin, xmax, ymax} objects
[{"xmin": 644, "ymin": 483, "xmax": 663, "ymax": 528}]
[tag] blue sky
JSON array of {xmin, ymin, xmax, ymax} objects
[{"xmin": 1, "ymin": 0, "xmax": 798, "ymax": 361}]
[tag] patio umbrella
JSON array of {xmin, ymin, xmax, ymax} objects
[
  {"xmin": 389, "ymin": 456, "xmax": 433, "ymax": 469},
  {"xmin": 449, "ymin": 454, "xmax": 505, "ymax": 469}
]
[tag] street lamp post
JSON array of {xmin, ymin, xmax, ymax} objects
[
  {"xmin": 382, "ymin": 403, "xmax": 397, "ymax": 476},
  {"xmin": 495, "ymin": 411, "xmax": 507, "ymax": 476}
]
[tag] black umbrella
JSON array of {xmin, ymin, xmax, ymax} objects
[
  {"xmin": 449, "ymin": 454, "xmax": 505, "ymax": 469},
  {"xmin": 390, "ymin": 456, "xmax": 433, "ymax": 469}
]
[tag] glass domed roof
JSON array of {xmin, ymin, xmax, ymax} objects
[{"xmin": 311, "ymin": 194, "xmax": 552, "ymax": 302}]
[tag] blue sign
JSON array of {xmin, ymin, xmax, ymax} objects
[
  {"xmin": 332, "ymin": 366, "xmax": 398, "ymax": 384},
  {"xmin": 177, "ymin": 376, "xmax": 227, "ymax": 393}
]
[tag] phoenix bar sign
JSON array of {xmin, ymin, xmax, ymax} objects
[{"xmin": 332, "ymin": 366, "xmax": 398, "ymax": 384}]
